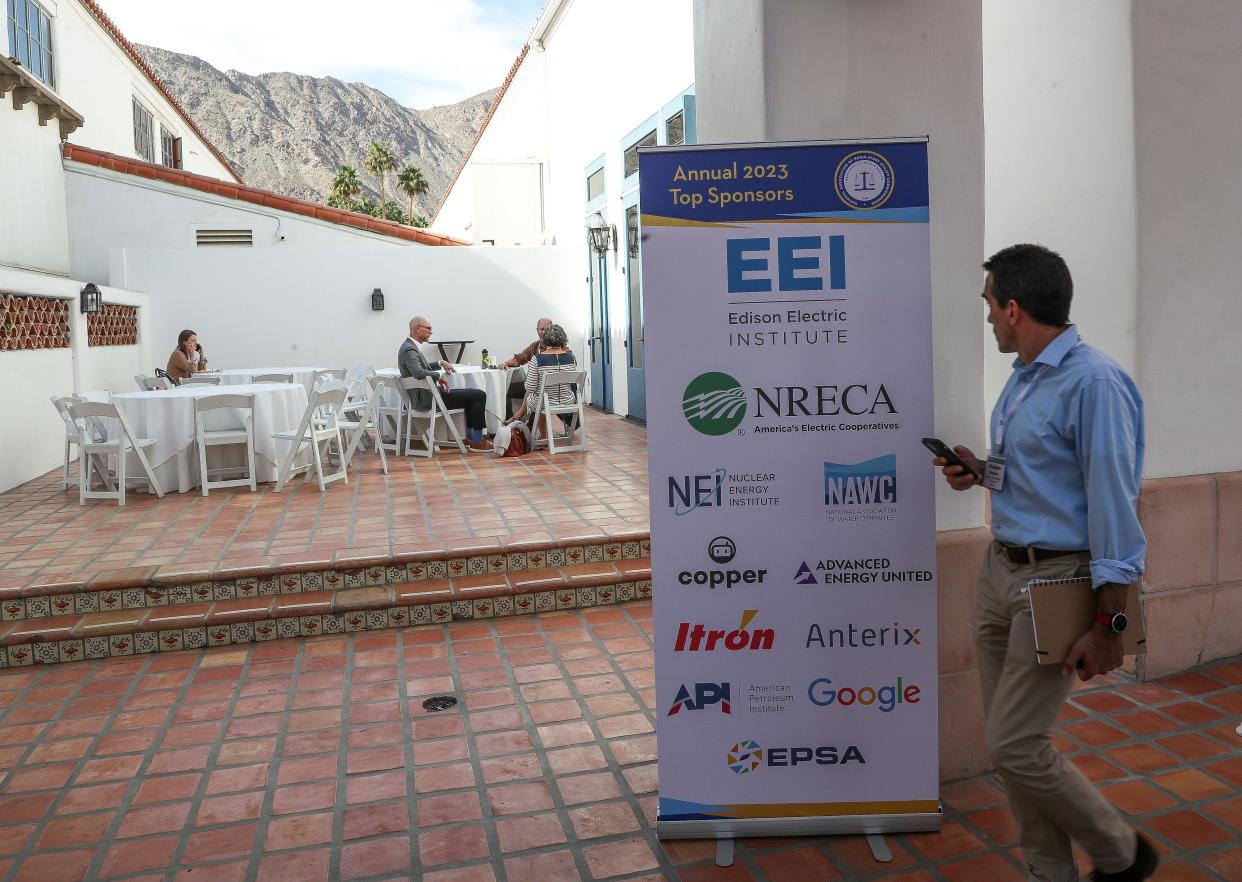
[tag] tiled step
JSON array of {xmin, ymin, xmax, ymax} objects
[{"xmin": 0, "ymin": 558, "xmax": 652, "ymax": 666}]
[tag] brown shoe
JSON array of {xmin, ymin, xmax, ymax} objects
[{"xmin": 464, "ymin": 438, "xmax": 492, "ymax": 453}]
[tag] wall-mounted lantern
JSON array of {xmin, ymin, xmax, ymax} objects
[
  {"xmin": 80, "ymin": 283, "xmax": 102, "ymax": 314},
  {"xmin": 371, "ymin": 288, "xmax": 385, "ymax": 311},
  {"xmin": 586, "ymin": 211, "xmax": 616, "ymax": 257}
]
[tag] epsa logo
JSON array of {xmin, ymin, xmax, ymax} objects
[
  {"xmin": 667, "ymin": 683, "xmax": 732, "ymax": 716},
  {"xmin": 824, "ymin": 454, "xmax": 897, "ymax": 505},
  {"xmin": 678, "ymin": 537, "xmax": 768, "ymax": 590},
  {"xmin": 726, "ymin": 738, "xmax": 865, "ymax": 774},
  {"xmin": 807, "ymin": 676, "xmax": 921, "ymax": 712},
  {"xmin": 674, "ymin": 609, "xmax": 774, "ymax": 652},
  {"xmin": 667, "ymin": 469, "xmax": 726, "ymax": 515},
  {"xmin": 683, "ymin": 373, "xmax": 747, "ymax": 436}
]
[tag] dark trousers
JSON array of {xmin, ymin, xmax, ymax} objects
[{"xmin": 442, "ymin": 387, "xmax": 487, "ymax": 432}]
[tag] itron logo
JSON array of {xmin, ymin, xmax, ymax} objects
[
  {"xmin": 674, "ymin": 610, "xmax": 774, "ymax": 651},
  {"xmin": 794, "ymin": 562, "xmax": 818, "ymax": 585},
  {"xmin": 824, "ymin": 454, "xmax": 897, "ymax": 505},
  {"xmin": 683, "ymin": 372, "xmax": 746, "ymax": 436},
  {"xmin": 726, "ymin": 739, "xmax": 763, "ymax": 774}
]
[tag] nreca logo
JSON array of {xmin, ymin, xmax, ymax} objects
[
  {"xmin": 726, "ymin": 738, "xmax": 865, "ymax": 774},
  {"xmin": 674, "ymin": 609, "xmax": 773, "ymax": 652},
  {"xmin": 824, "ymin": 454, "xmax": 897, "ymax": 505},
  {"xmin": 683, "ymin": 372, "xmax": 746, "ymax": 436},
  {"xmin": 667, "ymin": 683, "xmax": 731, "ymax": 716}
]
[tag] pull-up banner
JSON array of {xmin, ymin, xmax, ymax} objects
[{"xmin": 640, "ymin": 139, "xmax": 941, "ymax": 839}]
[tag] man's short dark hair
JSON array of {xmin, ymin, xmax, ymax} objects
[{"xmin": 982, "ymin": 244, "xmax": 1072, "ymax": 326}]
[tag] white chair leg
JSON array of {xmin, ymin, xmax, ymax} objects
[
  {"xmin": 247, "ymin": 423, "xmax": 257, "ymax": 492},
  {"xmin": 199, "ymin": 437, "xmax": 210, "ymax": 497},
  {"xmin": 117, "ymin": 448, "xmax": 127, "ymax": 507},
  {"xmin": 63, "ymin": 439, "xmax": 71, "ymax": 490},
  {"xmin": 311, "ymin": 436, "xmax": 326, "ymax": 491},
  {"xmin": 79, "ymin": 452, "xmax": 88, "ymax": 505}
]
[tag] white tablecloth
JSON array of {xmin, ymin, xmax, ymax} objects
[
  {"xmin": 377, "ymin": 365, "xmax": 518, "ymax": 435},
  {"xmin": 213, "ymin": 367, "xmax": 327, "ymax": 393},
  {"xmin": 111, "ymin": 383, "xmax": 309, "ymax": 492}
]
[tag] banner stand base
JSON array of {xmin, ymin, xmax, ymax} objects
[
  {"xmin": 715, "ymin": 839, "xmax": 734, "ymax": 867},
  {"xmin": 657, "ymin": 809, "xmax": 942, "ymax": 843},
  {"xmin": 867, "ymin": 833, "xmax": 893, "ymax": 862}
]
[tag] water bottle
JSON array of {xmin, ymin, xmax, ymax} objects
[{"xmin": 481, "ymin": 348, "xmax": 490, "ymax": 368}]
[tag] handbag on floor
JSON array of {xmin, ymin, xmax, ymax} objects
[{"xmin": 493, "ymin": 420, "xmax": 531, "ymax": 456}]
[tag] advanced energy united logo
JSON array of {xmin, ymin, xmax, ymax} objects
[
  {"xmin": 682, "ymin": 372, "xmax": 746, "ymax": 436},
  {"xmin": 823, "ymin": 454, "xmax": 897, "ymax": 523}
]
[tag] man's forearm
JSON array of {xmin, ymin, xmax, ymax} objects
[{"xmin": 1096, "ymin": 583, "xmax": 1129, "ymax": 617}]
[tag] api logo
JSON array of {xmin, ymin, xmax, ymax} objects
[
  {"xmin": 726, "ymin": 739, "xmax": 763, "ymax": 774},
  {"xmin": 667, "ymin": 469, "xmax": 726, "ymax": 515},
  {"xmin": 675, "ymin": 609, "xmax": 774, "ymax": 652},
  {"xmin": 824, "ymin": 454, "xmax": 897, "ymax": 506},
  {"xmin": 794, "ymin": 562, "xmax": 817, "ymax": 585},
  {"xmin": 683, "ymin": 372, "xmax": 746, "ymax": 436},
  {"xmin": 667, "ymin": 683, "xmax": 731, "ymax": 716}
]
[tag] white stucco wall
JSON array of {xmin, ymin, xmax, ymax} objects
[
  {"xmin": 113, "ymin": 245, "xmax": 584, "ymax": 378},
  {"xmin": 14, "ymin": 0, "xmax": 235, "ymax": 180},
  {"xmin": 0, "ymin": 265, "xmax": 151, "ymax": 493},
  {"xmin": 435, "ymin": 0, "xmax": 696, "ymax": 418},
  {"xmin": 64, "ymin": 163, "xmax": 415, "ymax": 286},
  {"xmin": 472, "ymin": 161, "xmax": 545, "ymax": 247},
  {"xmin": 694, "ymin": 0, "xmax": 986, "ymax": 531},
  {"xmin": 1133, "ymin": 0, "xmax": 1242, "ymax": 477},
  {"xmin": 982, "ymin": 1, "xmax": 1138, "ymax": 423},
  {"xmin": 0, "ymin": 100, "xmax": 70, "ymax": 275}
]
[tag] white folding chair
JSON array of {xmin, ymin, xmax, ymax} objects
[
  {"xmin": 312, "ymin": 369, "xmax": 347, "ymax": 393},
  {"xmin": 530, "ymin": 369, "xmax": 588, "ymax": 454},
  {"xmin": 251, "ymin": 372, "xmax": 293, "ymax": 384},
  {"xmin": 372, "ymin": 375, "xmax": 407, "ymax": 456},
  {"xmin": 194, "ymin": 393, "xmax": 257, "ymax": 496},
  {"xmin": 398, "ymin": 376, "xmax": 466, "ymax": 457},
  {"xmin": 67, "ymin": 401, "xmax": 164, "ymax": 505},
  {"xmin": 340, "ymin": 381, "xmax": 388, "ymax": 475},
  {"xmin": 51, "ymin": 396, "xmax": 110, "ymax": 491},
  {"xmin": 272, "ymin": 387, "xmax": 349, "ymax": 491},
  {"xmin": 342, "ymin": 364, "xmax": 374, "ymax": 418},
  {"xmin": 182, "ymin": 374, "xmax": 221, "ymax": 385}
]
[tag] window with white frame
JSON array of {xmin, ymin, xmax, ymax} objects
[
  {"xmin": 160, "ymin": 125, "xmax": 182, "ymax": 169},
  {"xmin": 6, "ymin": 0, "xmax": 55, "ymax": 89},
  {"xmin": 666, "ymin": 111, "xmax": 685, "ymax": 146},
  {"xmin": 623, "ymin": 130, "xmax": 657, "ymax": 179},
  {"xmin": 133, "ymin": 98, "xmax": 155, "ymax": 162},
  {"xmin": 586, "ymin": 167, "xmax": 605, "ymax": 202}
]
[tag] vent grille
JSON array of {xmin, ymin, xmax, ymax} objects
[{"xmin": 196, "ymin": 228, "xmax": 253, "ymax": 246}]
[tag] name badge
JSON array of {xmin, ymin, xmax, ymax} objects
[{"xmin": 983, "ymin": 453, "xmax": 1007, "ymax": 492}]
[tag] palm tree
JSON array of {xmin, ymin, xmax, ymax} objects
[
  {"xmin": 397, "ymin": 164, "xmax": 429, "ymax": 226},
  {"xmin": 364, "ymin": 142, "xmax": 396, "ymax": 205},
  {"xmin": 330, "ymin": 164, "xmax": 362, "ymax": 209}
]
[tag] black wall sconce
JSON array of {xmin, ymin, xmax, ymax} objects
[
  {"xmin": 80, "ymin": 283, "xmax": 102, "ymax": 314},
  {"xmin": 371, "ymin": 288, "xmax": 385, "ymax": 311}
]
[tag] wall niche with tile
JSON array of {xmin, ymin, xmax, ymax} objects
[{"xmin": 0, "ymin": 294, "xmax": 71, "ymax": 351}]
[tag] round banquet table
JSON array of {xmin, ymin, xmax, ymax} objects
[
  {"xmin": 212, "ymin": 367, "xmax": 328, "ymax": 393},
  {"xmin": 376, "ymin": 365, "xmax": 518, "ymax": 435},
  {"xmin": 110, "ymin": 382, "xmax": 310, "ymax": 493}
]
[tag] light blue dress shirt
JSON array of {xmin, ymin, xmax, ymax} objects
[{"xmin": 989, "ymin": 325, "xmax": 1146, "ymax": 588}]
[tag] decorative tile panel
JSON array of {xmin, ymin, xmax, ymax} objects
[
  {"xmin": 86, "ymin": 303, "xmax": 138, "ymax": 347},
  {"xmin": 0, "ymin": 294, "xmax": 70, "ymax": 351}
]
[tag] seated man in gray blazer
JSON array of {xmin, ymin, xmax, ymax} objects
[{"xmin": 399, "ymin": 316, "xmax": 490, "ymax": 452}]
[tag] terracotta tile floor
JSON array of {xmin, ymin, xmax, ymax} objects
[
  {"xmin": 0, "ymin": 413, "xmax": 648, "ymax": 584},
  {"xmin": 0, "ymin": 602, "xmax": 1240, "ymax": 881}
]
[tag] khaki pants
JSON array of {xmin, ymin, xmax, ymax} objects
[{"xmin": 975, "ymin": 541, "xmax": 1135, "ymax": 881}]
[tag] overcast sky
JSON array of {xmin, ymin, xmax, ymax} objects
[{"xmin": 99, "ymin": 0, "xmax": 546, "ymax": 108}]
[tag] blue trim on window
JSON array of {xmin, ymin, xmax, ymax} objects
[
  {"xmin": 585, "ymin": 154, "xmax": 607, "ymax": 212},
  {"xmin": 661, "ymin": 85, "xmax": 696, "ymax": 146}
]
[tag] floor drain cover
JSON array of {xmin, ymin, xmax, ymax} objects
[{"xmin": 422, "ymin": 696, "xmax": 458, "ymax": 712}]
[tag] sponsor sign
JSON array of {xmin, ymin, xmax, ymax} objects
[{"xmin": 643, "ymin": 139, "xmax": 938, "ymax": 830}]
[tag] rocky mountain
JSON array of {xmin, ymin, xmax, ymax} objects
[{"xmin": 135, "ymin": 44, "xmax": 496, "ymax": 219}]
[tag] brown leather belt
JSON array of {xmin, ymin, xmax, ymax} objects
[{"xmin": 1000, "ymin": 544, "xmax": 1088, "ymax": 566}]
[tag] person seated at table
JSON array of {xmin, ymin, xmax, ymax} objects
[
  {"xmin": 400, "ymin": 316, "xmax": 490, "ymax": 452},
  {"xmin": 166, "ymin": 329, "xmax": 208, "ymax": 385},
  {"xmin": 499, "ymin": 316, "xmax": 552, "ymax": 417},
  {"xmin": 508, "ymin": 323, "xmax": 578, "ymax": 440}
]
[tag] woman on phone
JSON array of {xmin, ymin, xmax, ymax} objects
[{"xmin": 166, "ymin": 329, "xmax": 208, "ymax": 385}]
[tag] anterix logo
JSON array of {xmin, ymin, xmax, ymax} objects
[
  {"xmin": 824, "ymin": 455, "xmax": 897, "ymax": 505},
  {"xmin": 726, "ymin": 739, "xmax": 763, "ymax": 774},
  {"xmin": 667, "ymin": 683, "xmax": 732, "ymax": 716},
  {"xmin": 725, "ymin": 738, "xmax": 865, "ymax": 774},
  {"xmin": 674, "ymin": 610, "xmax": 774, "ymax": 652},
  {"xmin": 793, "ymin": 562, "xmax": 818, "ymax": 585},
  {"xmin": 683, "ymin": 372, "xmax": 747, "ymax": 436}
]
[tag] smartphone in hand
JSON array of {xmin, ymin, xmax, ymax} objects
[{"xmin": 921, "ymin": 437, "xmax": 980, "ymax": 480}]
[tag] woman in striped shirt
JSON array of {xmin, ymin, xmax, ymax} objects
[{"xmin": 509, "ymin": 323, "xmax": 579, "ymax": 440}]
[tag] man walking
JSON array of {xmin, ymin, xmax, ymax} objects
[
  {"xmin": 932, "ymin": 244, "xmax": 1157, "ymax": 882},
  {"xmin": 400, "ymin": 316, "xmax": 490, "ymax": 452}
]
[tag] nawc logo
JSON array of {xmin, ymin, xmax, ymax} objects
[
  {"xmin": 667, "ymin": 683, "xmax": 731, "ymax": 716},
  {"xmin": 824, "ymin": 454, "xmax": 897, "ymax": 505},
  {"xmin": 674, "ymin": 610, "xmax": 774, "ymax": 652}
]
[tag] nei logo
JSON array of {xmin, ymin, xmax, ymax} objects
[
  {"xmin": 674, "ymin": 609, "xmax": 774, "ymax": 652},
  {"xmin": 794, "ymin": 562, "xmax": 818, "ymax": 584},
  {"xmin": 683, "ymin": 372, "xmax": 747, "ymax": 435},
  {"xmin": 726, "ymin": 738, "xmax": 865, "ymax": 774},
  {"xmin": 667, "ymin": 683, "xmax": 732, "ymax": 716},
  {"xmin": 824, "ymin": 454, "xmax": 897, "ymax": 505}
]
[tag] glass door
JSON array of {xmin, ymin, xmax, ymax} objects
[
  {"xmin": 623, "ymin": 202, "xmax": 645, "ymax": 421},
  {"xmin": 588, "ymin": 251, "xmax": 612, "ymax": 410}
]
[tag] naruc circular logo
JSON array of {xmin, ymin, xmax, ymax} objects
[{"xmin": 682, "ymin": 372, "xmax": 746, "ymax": 436}]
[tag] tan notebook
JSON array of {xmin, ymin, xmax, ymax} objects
[{"xmin": 1027, "ymin": 577, "xmax": 1146, "ymax": 666}]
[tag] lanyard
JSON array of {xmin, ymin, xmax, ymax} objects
[{"xmin": 994, "ymin": 339, "xmax": 1082, "ymax": 453}]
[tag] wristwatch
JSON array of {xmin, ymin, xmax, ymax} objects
[{"xmin": 1094, "ymin": 610, "xmax": 1128, "ymax": 634}]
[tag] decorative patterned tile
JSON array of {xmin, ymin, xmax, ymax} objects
[
  {"xmin": 506, "ymin": 552, "xmax": 528, "ymax": 572},
  {"xmin": 365, "ymin": 610, "xmax": 387, "ymax": 630},
  {"xmin": 343, "ymin": 612, "xmax": 368, "ymax": 632},
  {"xmin": 636, "ymin": 580, "xmax": 652, "ymax": 599},
  {"xmin": 448, "ymin": 558, "xmax": 469, "ymax": 578},
  {"xmin": 235, "ymin": 578, "xmax": 258, "ymax": 598},
  {"xmin": 534, "ymin": 591, "xmax": 556, "ymax": 612},
  {"xmin": 407, "ymin": 562, "xmax": 428, "ymax": 581},
  {"xmin": 158, "ymin": 630, "xmax": 185, "ymax": 652},
  {"xmin": 575, "ymin": 587, "xmax": 597, "ymax": 608},
  {"xmin": 213, "ymin": 582, "xmax": 237, "ymax": 601},
  {"xmin": 278, "ymin": 573, "xmax": 303, "ymax": 594},
  {"xmin": 514, "ymin": 595, "xmax": 536, "ymax": 615},
  {"xmin": 467, "ymin": 556, "xmax": 486, "ymax": 575},
  {"xmin": 49, "ymin": 594, "xmax": 75, "ymax": 617},
  {"xmin": 527, "ymin": 550, "xmax": 547, "ymax": 569},
  {"xmin": 595, "ymin": 586, "xmax": 617, "ymax": 605},
  {"xmin": 430, "ymin": 603, "xmax": 452, "ymax": 624},
  {"xmin": 556, "ymin": 590, "xmax": 577, "ymax": 610},
  {"xmin": 0, "ymin": 651, "xmax": 6, "ymax": 668},
  {"xmin": 183, "ymin": 628, "xmax": 207, "ymax": 649},
  {"xmin": 299, "ymin": 615, "xmax": 324, "ymax": 637},
  {"xmin": 257, "ymin": 577, "xmax": 278, "ymax": 596},
  {"xmin": 584, "ymin": 544, "xmax": 604, "ymax": 563},
  {"xmin": 493, "ymin": 596, "xmax": 514, "ymax": 617},
  {"xmin": 603, "ymin": 543, "xmax": 623, "ymax": 561},
  {"xmin": 343, "ymin": 569, "xmax": 366, "ymax": 589},
  {"xmin": 254, "ymin": 621, "xmax": 278, "ymax": 641},
  {"xmin": 386, "ymin": 607, "xmax": 411, "ymax": 628},
  {"xmin": 167, "ymin": 585, "xmax": 192, "ymax": 606},
  {"xmin": 207, "ymin": 626, "xmax": 231, "ymax": 647},
  {"xmin": 57, "ymin": 640, "xmax": 85, "ymax": 663},
  {"xmin": 472, "ymin": 598, "xmax": 495, "ymax": 618},
  {"xmin": 33, "ymin": 642, "xmax": 58, "ymax": 664},
  {"xmin": 324, "ymin": 571, "xmax": 345, "ymax": 590},
  {"xmin": 277, "ymin": 617, "xmax": 299, "ymax": 639},
  {"xmin": 321, "ymin": 614, "xmax": 344, "ymax": 634},
  {"xmin": 546, "ymin": 549, "xmax": 566, "ymax": 568},
  {"xmin": 451, "ymin": 599, "xmax": 472, "ymax": 620},
  {"xmin": 616, "ymin": 583, "xmax": 636, "ymax": 604},
  {"xmin": 189, "ymin": 584, "xmax": 214, "ymax": 604},
  {"xmin": 640, "ymin": 540, "xmax": 651, "ymax": 556},
  {"xmin": 135, "ymin": 631, "xmax": 159, "ymax": 654},
  {"xmin": 302, "ymin": 572, "xmax": 324, "ymax": 591},
  {"xmin": 565, "ymin": 546, "xmax": 586, "ymax": 565},
  {"xmin": 385, "ymin": 565, "xmax": 408, "ymax": 585},
  {"xmin": 7, "ymin": 645, "xmax": 33, "ymax": 666},
  {"xmin": 84, "ymin": 636, "xmax": 108, "ymax": 659},
  {"xmin": 110, "ymin": 634, "xmax": 135, "ymax": 655},
  {"xmin": 488, "ymin": 554, "xmax": 507, "ymax": 573},
  {"xmin": 428, "ymin": 560, "xmax": 448, "ymax": 579},
  {"xmin": 230, "ymin": 622, "xmax": 254, "ymax": 644},
  {"xmin": 99, "ymin": 590, "xmax": 124, "ymax": 611},
  {"xmin": 2, "ymin": 598, "xmax": 25, "ymax": 620},
  {"xmin": 365, "ymin": 567, "xmax": 386, "ymax": 587},
  {"xmin": 622, "ymin": 541, "xmax": 641, "ymax": 560},
  {"xmin": 25, "ymin": 596, "xmax": 50, "ymax": 618},
  {"xmin": 144, "ymin": 587, "xmax": 168, "ymax": 607}
]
